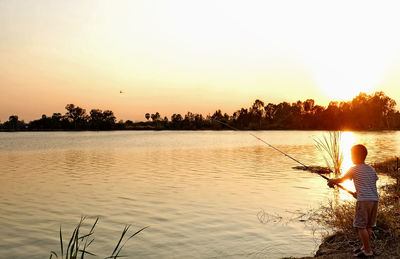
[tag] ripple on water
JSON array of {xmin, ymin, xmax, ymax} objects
[{"xmin": 1, "ymin": 131, "xmax": 399, "ymax": 258}]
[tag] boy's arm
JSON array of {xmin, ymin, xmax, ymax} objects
[{"xmin": 327, "ymin": 170, "xmax": 352, "ymax": 188}]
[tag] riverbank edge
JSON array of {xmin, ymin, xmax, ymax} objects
[
  {"xmin": 287, "ymin": 158, "xmax": 400, "ymax": 259},
  {"xmin": 2, "ymin": 128, "xmax": 400, "ymax": 132}
]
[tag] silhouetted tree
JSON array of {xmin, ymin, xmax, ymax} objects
[
  {"xmin": 171, "ymin": 114, "xmax": 183, "ymax": 129},
  {"xmin": 250, "ymin": 99, "xmax": 265, "ymax": 128},
  {"xmin": 89, "ymin": 109, "xmax": 116, "ymax": 130},
  {"xmin": 8, "ymin": 115, "xmax": 19, "ymax": 130},
  {"xmin": 4, "ymin": 91, "xmax": 400, "ymax": 131},
  {"xmin": 3, "ymin": 115, "xmax": 25, "ymax": 130},
  {"xmin": 151, "ymin": 112, "xmax": 161, "ymax": 122},
  {"xmin": 51, "ymin": 113, "xmax": 64, "ymax": 129},
  {"xmin": 264, "ymin": 103, "xmax": 277, "ymax": 124},
  {"xmin": 65, "ymin": 104, "xmax": 87, "ymax": 129}
]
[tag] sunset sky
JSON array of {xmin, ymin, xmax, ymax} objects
[{"xmin": 1, "ymin": 0, "xmax": 400, "ymax": 122}]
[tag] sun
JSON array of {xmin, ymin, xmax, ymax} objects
[
  {"xmin": 320, "ymin": 83, "xmax": 374, "ymax": 101},
  {"xmin": 311, "ymin": 59, "xmax": 380, "ymax": 101},
  {"xmin": 303, "ymin": 40, "xmax": 390, "ymax": 102}
]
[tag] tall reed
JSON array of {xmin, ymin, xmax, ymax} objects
[
  {"xmin": 314, "ymin": 131, "xmax": 344, "ymax": 176},
  {"xmin": 49, "ymin": 217, "xmax": 148, "ymax": 259}
]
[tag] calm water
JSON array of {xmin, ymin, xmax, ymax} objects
[{"xmin": 0, "ymin": 131, "xmax": 399, "ymax": 258}]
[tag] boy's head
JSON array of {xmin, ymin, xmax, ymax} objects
[{"xmin": 351, "ymin": 144, "xmax": 368, "ymax": 164}]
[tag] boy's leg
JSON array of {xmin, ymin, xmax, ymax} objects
[
  {"xmin": 367, "ymin": 227, "xmax": 372, "ymax": 240},
  {"xmin": 358, "ymin": 228, "xmax": 373, "ymax": 255},
  {"xmin": 354, "ymin": 201, "xmax": 377, "ymax": 255}
]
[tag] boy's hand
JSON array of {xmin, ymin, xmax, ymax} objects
[
  {"xmin": 352, "ymin": 192, "xmax": 357, "ymax": 199},
  {"xmin": 327, "ymin": 179, "xmax": 337, "ymax": 188}
]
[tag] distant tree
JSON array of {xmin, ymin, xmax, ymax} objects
[
  {"xmin": 171, "ymin": 114, "xmax": 183, "ymax": 129},
  {"xmin": 151, "ymin": 112, "xmax": 161, "ymax": 122},
  {"xmin": 211, "ymin": 110, "xmax": 224, "ymax": 121},
  {"xmin": 65, "ymin": 104, "xmax": 87, "ymax": 129},
  {"xmin": 233, "ymin": 108, "xmax": 249, "ymax": 129},
  {"xmin": 125, "ymin": 120, "xmax": 134, "ymax": 127},
  {"xmin": 102, "ymin": 110, "xmax": 116, "ymax": 126},
  {"xmin": 89, "ymin": 109, "xmax": 116, "ymax": 130},
  {"xmin": 8, "ymin": 115, "xmax": 19, "ymax": 130},
  {"xmin": 249, "ymin": 99, "xmax": 265, "ymax": 128},
  {"xmin": 369, "ymin": 91, "xmax": 396, "ymax": 128},
  {"xmin": 89, "ymin": 109, "xmax": 103, "ymax": 129},
  {"xmin": 4, "ymin": 115, "xmax": 25, "ymax": 130},
  {"xmin": 4, "ymin": 90, "xmax": 400, "ymax": 131},
  {"xmin": 194, "ymin": 114, "xmax": 204, "ymax": 129},
  {"xmin": 51, "ymin": 113, "xmax": 64, "ymax": 129},
  {"xmin": 39, "ymin": 114, "xmax": 51, "ymax": 129},
  {"xmin": 303, "ymin": 99, "xmax": 315, "ymax": 113},
  {"xmin": 171, "ymin": 114, "xmax": 183, "ymax": 123},
  {"xmin": 273, "ymin": 102, "xmax": 293, "ymax": 128},
  {"xmin": 264, "ymin": 103, "xmax": 276, "ymax": 123}
]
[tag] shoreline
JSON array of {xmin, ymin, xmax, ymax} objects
[
  {"xmin": 1, "ymin": 128, "xmax": 400, "ymax": 132},
  {"xmin": 289, "ymin": 158, "xmax": 400, "ymax": 259}
]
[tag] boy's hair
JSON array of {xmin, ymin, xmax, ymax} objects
[{"xmin": 351, "ymin": 144, "xmax": 368, "ymax": 161}]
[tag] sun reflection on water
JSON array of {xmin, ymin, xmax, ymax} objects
[{"xmin": 339, "ymin": 132, "xmax": 356, "ymax": 198}]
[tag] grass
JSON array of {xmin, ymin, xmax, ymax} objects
[
  {"xmin": 314, "ymin": 131, "xmax": 344, "ymax": 176},
  {"xmin": 49, "ymin": 217, "xmax": 148, "ymax": 259}
]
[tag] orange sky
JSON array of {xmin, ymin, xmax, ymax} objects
[{"xmin": 1, "ymin": 1, "xmax": 400, "ymax": 122}]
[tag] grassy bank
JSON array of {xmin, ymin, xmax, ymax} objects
[{"xmin": 291, "ymin": 157, "xmax": 400, "ymax": 258}]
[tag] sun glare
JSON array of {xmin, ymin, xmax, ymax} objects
[
  {"xmin": 339, "ymin": 132, "xmax": 357, "ymax": 196},
  {"xmin": 311, "ymin": 56, "xmax": 381, "ymax": 101}
]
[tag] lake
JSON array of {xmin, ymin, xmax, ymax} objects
[{"xmin": 0, "ymin": 131, "xmax": 399, "ymax": 258}]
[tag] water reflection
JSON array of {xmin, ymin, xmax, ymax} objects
[
  {"xmin": 0, "ymin": 131, "xmax": 399, "ymax": 259},
  {"xmin": 340, "ymin": 132, "xmax": 357, "ymax": 195}
]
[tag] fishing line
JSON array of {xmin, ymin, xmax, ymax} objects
[{"xmin": 211, "ymin": 119, "xmax": 356, "ymax": 197}]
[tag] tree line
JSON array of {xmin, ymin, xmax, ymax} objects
[{"xmin": 1, "ymin": 91, "xmax": 400, "ymax": 131}]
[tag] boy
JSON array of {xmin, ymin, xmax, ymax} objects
[{"xmin": 328, "ymin": 144, "xmax": 378, "ymax": 258}]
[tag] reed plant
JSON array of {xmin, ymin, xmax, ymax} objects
[
  {"xmin": 314, "ymin": 131, "xmax": 344, "ymax": 176},
  {"xmin": 49, "ymin": 217, "xmax": 148, "ymax": 259}
]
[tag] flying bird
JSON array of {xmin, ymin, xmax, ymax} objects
[{"xmin": 120, "ymin": 90, "xmax": 124, "ymax": 94}]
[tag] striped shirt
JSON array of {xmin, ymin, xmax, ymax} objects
[{"xmin": 345, "ymin": 164, "xmax": 379, "ymax": 201}]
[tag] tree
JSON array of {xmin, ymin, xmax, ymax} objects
[
  {"xmin": 171, "ymin": 114, "xmax": 183, "ymax": 129},
  {"xmin": 303, "ymin": 99, "xmax": 315, "ymax": 114},
  {"xmin": 51, "ymin": 113, "xmax": 64, "ymax": 129},
  {"xmin": 264, "ymin": 103, "xmax": 277, "ymax": 122},
  {"xmin": 89, "ymin": 109, "xmax": 116, "ymax": 130},
  {"xmin": 151, "ymin": 112, "xmax": 161, "ymax": 122},
  {"xmin": 250, "ymin": 99, "xmax": 265, "ymax": 129},
  {"xmin": 211, "ymin": 110, "xmax": 224, "ymax": 121},
  {"xmin": 102, "ymin": 110, "xmax": 116, "ymax": 126},
  {"xmin": 3, "ymin": 115, "xmax": 26, "ymax": 130},
  {"xmin": 65, "ymin": 104, "xmax": 87, "ymax": 129},
  {"xmin": 8, "ymin": 115, "xmax": 19, "ymax": 130},
  {"xmin": 3, "ymin": 90, "xmax": 400, "ymax": 131}
]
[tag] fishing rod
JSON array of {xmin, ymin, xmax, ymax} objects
[{"xmin": 211, "ymin": 119, "xmax": 356, "ymax": 198}]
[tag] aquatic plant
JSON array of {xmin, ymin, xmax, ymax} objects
[
  {"xmin": 314, "ymin": 131, "xmax": 344, "ymax": 176},
  {"xmin": 49, "ymin": 217, "xmax": 148, "ymax": 259}
]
